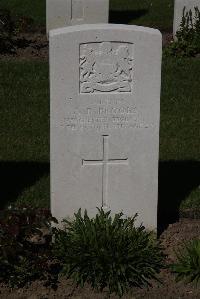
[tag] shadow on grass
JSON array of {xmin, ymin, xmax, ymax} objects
[
  {"xmin": 0, "ymin": 160, "xmax": 199, "ymax": 233},
  {"xmin": 0, "ymin": 161, "xmax": 49, "ymax": 209},
  {"xmin": 158, "ymin": 160, "xmax": 200, "ymax": 235},
  {"xmin": 109, "ymin": 9, "xmax": 148, "ymax": 24}
]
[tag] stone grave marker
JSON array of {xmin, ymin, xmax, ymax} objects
[
  {"xmin": 50, "ymin": 24, "xmax": 162, "ymax": 229},
  {"xmin": 173, "ymin": 0, "xmax": 200, "ymax": 38},
  {"xmin": 46, "ymin": 0, "xmax": 109, "ymax": 34}
]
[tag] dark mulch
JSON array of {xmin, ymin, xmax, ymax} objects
[
  {"xmin": 0, "ymin": 33, "xmax": 48, "ymax": 61},
  {"xmin": 14, "ymin": 34, "xmax": 48, "ymax": 60},
  {"xmin": 0, "ymin": 31, "xmax": 173, "ymax": 61},
  {"xmin": 162, "ymin": 32, "xmax": 173, "ymax": 47},
  {"xmin": 0, "ymin": 218, "xmax": 199, "ymax": 299}
]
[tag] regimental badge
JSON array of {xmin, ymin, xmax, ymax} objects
[{"xmin": 80, "ymin": 42, "xmax": 134, "ymax": 93}]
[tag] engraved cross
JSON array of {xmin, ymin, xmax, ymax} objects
[{"xmin": 82, "ymin": 135, "xmax": 128, "ymax": 210}]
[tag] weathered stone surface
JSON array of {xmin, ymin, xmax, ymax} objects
[
  {"xmin": 173, "ymin": 0, "xmax": 200, "ymax": 38},
  {"xmin": 50, "ymin": 24, "xmax": 162, "ymax": 229},
  {"xmin": 46, "ymin": 0, "xmax": 109, "ymax": 34}
]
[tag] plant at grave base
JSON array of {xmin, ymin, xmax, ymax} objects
[
  {"xmin": 0, "ymin": 206, "xmax": 58, "ymax": 287},
  {"xmin": 164, "ymin": 7, "xmax": 200, "ymax": 57},
  {"xmin": 54, "ymin": 209, "xmax": 164, "ymax": 297},
  {"xmin": 171, "ymin": 239, "xmax": 200, "ymax": 286}
]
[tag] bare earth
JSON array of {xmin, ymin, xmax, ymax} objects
[
  {"xmin": 0, "ymin": 33, "xmax": 173, "ymax": 61},
  {"xmin": 0, "ymin": 34, "xmax": 48, "ymax": 61},
  {"xmin": 0, "ymin": 218, "xmax": 199, "ymax": 299}
]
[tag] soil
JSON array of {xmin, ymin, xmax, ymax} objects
[
  {"xmin": 0, "ymin": 32, "xmax": 173, "ymax": 61},
  {"xmin": 162, "ymin": 32, "xmax": 173, "ymax": 47},
  {"xmin": 0, "ymin": 33, "xmax": 48, "ymax": 61},
  {"xmin": 15, "ymin": 34, "xmax": 48, "ymax": 60},
  {"xmin": 0, "ymin": 218, "xmax": 199, "ymax": 299}
]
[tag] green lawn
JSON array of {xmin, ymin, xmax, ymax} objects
[
  {"xmin": 159, "ymin": 58, "xmax": 200, "ymax": 221},
  {"xmin": 0, "ymin": 61, "xmax": 49, "ymax": 161},
  {"xmin": 110, "ymin": 0, "xmax": 174, "ymax": 31},
  {"xmin": 0, "ymin": 0, "xmax": 46, "ymax": 26},
  {"xmin": 0, "ymin": 57, "xmax": 199, "ymax": 212},
  {"xmin": 1, "ymin": 0, "xmax": 174, "ymax": 31},
  {"xmin": 160, "ymin": 58, "xmax": 200, "ymax": 161},
  {"xmin": 0, "ymin": 61, "xmax": 50, "ymax": 208}
]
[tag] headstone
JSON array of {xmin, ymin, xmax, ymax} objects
[
  {"xmin": 50, "ymin": 24, "xmax": 162, "ymax": 230},
  {"xmin": 173, "ymin": 0, "xmax": 200, "ymax": 38},
  {"xmin": 46, "ymin": 0, "xmax": 109, "ymax": 34}
]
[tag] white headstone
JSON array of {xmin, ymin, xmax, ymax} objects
[
  {"xmin": 173, "ymin": 0, "xmax": 200, "ymax": 38},
  {"xmin": 50, "ymin": 24, "xmax": 162, "ymax": 230},
  {"xmin": 46, "ymin": 0, "xmax": 109, "ymax": 34}
]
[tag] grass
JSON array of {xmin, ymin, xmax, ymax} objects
[
  {"xmin": 0, "ymin": 0, "xmax": 174, "ymax": 31},
  {"xmin": 0, "ymin": 57, "xmax": 199, "ymax": 211},
  {"xmin": 110, "ymin": 0, "xmax": 174, "ymax": 31},
  {"xmin": 160, "ymin": 57, "xmax": 200, "ymax": 213},
  {"xmin": 180, "ymin": 187, "xmax": 200, "ymax": 211},
  {"xmin": 0, "ymin": 61, "xmax": 49, "ymax": 208},
  {"xmin": 0, "ymin": 0, "xmax": 46, "ymax": 26},
  {"xmin": 160, "ymin": 57, "xmax": 200, "ymax": 161},
  {"xmin": 0, "ymin": 61, "xmax": 49, "ymax": 161}
]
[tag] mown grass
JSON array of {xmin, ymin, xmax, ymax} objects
[
  {"xmin": 180, "ymin": 187, "xmax": 200, "ymax": 210},
  {"xmin": 0, "ymin": 0, "xmax": 174, "ymax": 31},
  {"xmin": 0, "ymin": 61, "xmax": 49, "ymax": 208},
  {"xmin": 160, "ymin": 57, "xmax": 200, "ymax": 161},
  {"xmin": 160, "ymin": 57, "xmax": 200, "ymax": 215},
  {"xmin": 0, "ymin": 0, "xmax": 46, "ymax": 26},
  {"xmin": 0, "ymin": 57, "xmax": 199, "ymax": 211},
  {"xmin": 0, "ymin": 61, "xmax": 49, "ymax": 161},
  {"xmin": 110, "ymin": 0, "xmax": 174, "ymax": 31}
]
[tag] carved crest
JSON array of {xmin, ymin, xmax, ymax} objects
[{"xmin": 80, "ymin": 42, "xmax": 133, "ymax": 93}]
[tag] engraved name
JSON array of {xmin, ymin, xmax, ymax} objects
[{"xmin": 64, "ymin": 104, "xmax": 148, "ymax": 131}]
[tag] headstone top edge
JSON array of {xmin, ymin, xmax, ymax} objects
[
  {"xmin": 49, "ymin": 23, "xmax": 162, "ymax": 38},
  {"xmin": 175, "ymin": 0, "xmax": 199, "ymax": 3}
]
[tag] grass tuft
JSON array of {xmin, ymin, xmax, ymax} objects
[{"xmin": 172, "ymin": 239, "xmax": 200, "ymax": 286}]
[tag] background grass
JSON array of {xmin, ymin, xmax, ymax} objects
[
  {"xmin": 0, "ymin": 0, "xmax": 46, "ymax": 26},
  {"xmin": 0, "ymin": 58, "xmax": 199, "ymax": 212},
  {"xmin": 110, "ymin": 0, "xmax": 174, "ymax": 31},
  {"xmin": 0, "ymin": 61, "xmax": 49, "ymax": 161},
  {"xmin": 0, "ymin": 0, "xmax": 199, "ymax": 220},
  {"xmin": 0, "ymin": 61, "xmax": 49, "ymax": 208},
  {"xmin": 0, "ymin": 0, "xmax": 174, "ymax": 31},
  {"xmin": 160, "ymin": 57, "xmax": 200, "ymax": 161}
]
